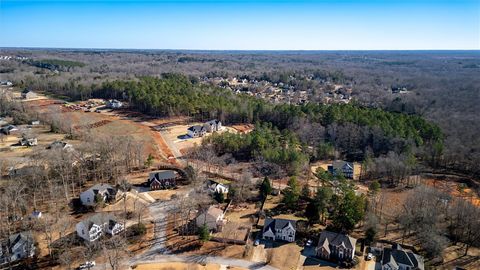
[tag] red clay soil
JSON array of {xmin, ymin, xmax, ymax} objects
[
  {"xmin": 73, "ymin": 119, "xmax": 112, "ymax": 130},
  {"xmin": 25, "ymin": 98, "xmax": 176, "ymax": 163},
  {"xmin": 231, "ymin": 124, "xmax": 254, "ymax": 134},
  {"xmin": 425, "ymin": 178, "xmax": 480, "ymax": 206}
]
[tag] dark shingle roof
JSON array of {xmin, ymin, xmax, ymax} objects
[
  {"xmin": 188, "ymin": 125, "xmax": 206, "ymax": 132},
  {"xmin": 263, "ymin": 218, "xmax": 296, "ymax": 232},
  {"xmin": 317, "ymin": 230, "xmax": 357, "ymax": 250},
  {"xmin": 381, "ymin": 245, "xmax": 424, "ymax": 270}
]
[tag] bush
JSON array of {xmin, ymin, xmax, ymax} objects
[
  {"xmin": 131, "ymin": 223, "xmax": 147, "ymax": 236},
  {"xmin": 198, "ymin": 225, "xmax": 210, "ymax": 242}
]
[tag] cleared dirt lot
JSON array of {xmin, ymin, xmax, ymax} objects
[
  {"xmin": 0, "ymin": 125, "xmax": 80, "ymax": 174},
  {"xmin": 22, "ymin": 97, "xmax": 173, "ymax": 162},
  {"xmin": 160, "ymin": 123, "xmax": 236, "ymax": 156}
]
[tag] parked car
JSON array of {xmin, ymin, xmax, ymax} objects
[
  {"xmin": 254, "ymin": 239, "xmax": 260, "ymax": 246},
  {"xmin": 79, "ymin": 261, "xmax": 96, "ymax": 269},
  {"xmin": 305, "ymin": 239, "xmax": 313, "ymax": 247},
  {"xmin": 366, "ymin": 253, "xmax": 373, "ymax": 261}
]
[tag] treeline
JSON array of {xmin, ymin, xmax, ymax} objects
[
  {"xmin": 25, "ymin": 58, "xmax": 86, "ymax": 71},
  {"xmin": 203, "ymin": 124, "xmax": 308, "ymax": 175},
  {"xmin": 93, "ymin": 75, "xmax": 442, "ymax": 166},
  {"xmin": 14, "ymin": 73, "xmax": 443, "ymax": 175}
]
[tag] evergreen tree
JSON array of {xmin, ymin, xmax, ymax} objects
[
  {"xmin": 214, "ymin": 191, "xmax": 225, "ymax": 203},
  {"xmin": 198, "ymin": 225, "xmax": 210, "ymax": 242},
  {"xmin": 305, "ymin": 200, "xmax": 320, "ymax": 224},
  {"xmin": 260, "ymin": 177, "xmax": 272, "ymax": 199},
  {"xmin": 283, "ymin": 176, "xmax": 300, "ymax": 209}
]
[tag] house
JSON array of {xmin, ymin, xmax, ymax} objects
[
  {"xmin": 328, "ymin": 160, "xmax": 354, "ymax": 179},
  {"xmin": 47, "ymin": 140, "xmax": 73, "ymax": 151},
  {"xmin": 262, "ymin": 218, "xmax": 296, "ymax": 242},
  {"xmin": 1, "ymin": 125, "xmax": 18, "ymax": 135},
  {"xmin": 0, "ymin": 80, "xmax": 13, "ymax": 87},
  {"xmin": 195, "ymin": 205, "xmax": 226, "ymax": 232},
  {"xmin": 21, "ymin": 90, "xmax": 37, "ymax": 100},
  {"xmin": 187, "ymin": 125, "xmax": 207, "ymax": 138},
  {"xmin": 106, "ymin": 99, "xmax": 123, "ymax": 109},
  {"xmin": 30, "ymin": 210, "xmax": 42, "ymax": 219},
  {"xmin": 19, "ymin": 137, "xmax": 37, "ymax": 146},
  {"xmin": 76, "ymin": 214, "xmax": 124, "ymax": 242},
  {"xmin": 381, "ymin": 244, "xmax": 424, "ymax": 270},
  {"xmin": 0, "ymin": 232, "xmax": 35, "ymax": 265},
  {"xmin": 147, "ymin": 170, "xmax": 177, "ymax": 190},
  {"xmin": 207, "ymin": 180, "xmax": 229, "ymax": 195},
  {"xmin": 204, "ymin": 119, "xmax": 222, "ymax": 132},
  {"xmin": 80, "ymin": 183, "xmax": 118, "ymax": 207},
  {"xmin": 316, "ymin": 230, "xmax": 357, "ymax": 262}
]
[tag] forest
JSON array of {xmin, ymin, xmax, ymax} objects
[{"xmin": 0, "ymin": 49, "xmax": 478, "ymax": 177}]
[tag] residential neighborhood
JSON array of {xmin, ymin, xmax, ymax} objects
[{"xmin": 0, "ymin": 19, "xmax": 479, "ymax": 270}]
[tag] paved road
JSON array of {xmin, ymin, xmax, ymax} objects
[
  {"xmin": 130, "ymin": 254, "xmax": 278, "ymax": 270},
  {"xmin": 148, "ymin": 200, "xmax": 171, "ymax": 255}
]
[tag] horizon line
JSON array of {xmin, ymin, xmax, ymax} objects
[{"xmin": 1, "ymin": 46, "xmax": 479, "ymax": 52}]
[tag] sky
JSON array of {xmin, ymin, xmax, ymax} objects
[{"xmin": 0, "ymin": 0, "xmax": 479, "ymax": 50}]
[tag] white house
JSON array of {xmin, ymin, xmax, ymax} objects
[
  {"xmin": 106, "ymin": 99, "xmax": 123, "ymax": 109},
  {"xmin": 47, "ymin": 140, "xmax": 74, "ymax": 151},
  {"xmin": 80, "ymin": 183, "xmax": 118, "ymax": 207},
  {"xmin": 19, "ymin": 137, "xmax": 37, "ymax": 147},
  {"xmin": 207, "ymin": 180, "xmax": 229, "ymax": 195},
  {"xmin": 30, "ymin": 210, "xmax": 42, "ymax": 219},
  {"xmin": 328, "ymin": 160, "xmax": 354, "ymax": 179},
  {"xmin": 187, "ymin": 125, "xmax": 207, "ymax": 138},
  {"xmin": 195, "ymin": 206, "xmax": 226, "ymax": 232},
  {"xmin": 21, "ymin": 90, "xmax": 37, "ymax": 100},
  {"xmin": 0, "ymin": 232, "xmax": 35, "ymax": 265},
  {"xmin": 76, "ymin": 214, "xmax": 124, "ymax": 242},
  {"xmin": 0, "ymin": 80, "xmax": 13, "ymax": 87},
  {"xmin": 204, "ymin": 119, "xmax": 222, "ymax": 132},
  {"xmin": 262, "ymin": 218, "xmax": 296, "ymax": 242}
]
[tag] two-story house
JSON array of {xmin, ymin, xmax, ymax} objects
[
  {"xmin": 195, "ymin": 206, "xmax": 226, "ymax": 232},
  {"xmin": 0, "ymin": 232, "xmax": 35, "ymax": 265},
  {"xmin": 148, "ymin": 170, "xmax": 178, "ymax": 190},
  {"xmin": 204, "ymin": 119, "xmax": 222, "ymax": 132},
  {"xmin": 328, "ymin": 161, "xmax": 354, "ymax": 179},
  {"xmin": 187, "ymin": 125, "xmax": 207, "ymax": 138},
  {"xmin": 381, "ymin": 244, "xmax": 424, "ymax": 270},
  {"xmin": 76, "ymin": 214, "xmax": 124, "ymax": 242},
  {"xmin": 80, "ymin": 183, "xmax": 118, "ymax": 207},
  {"xmin": 316, "ymin": 230, "xmax": 357, "ymax": 262},
  {"xmin": 207, "ymin": 180, "xmax": 229, "ymax": 195},
  {"xmin": 262, "ymin": 218, "xmax": 296, "ymax": 243}
]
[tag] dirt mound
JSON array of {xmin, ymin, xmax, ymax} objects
[{"xmin": 74, "ymin": 119, "xmax": 112, "ymax": 130}]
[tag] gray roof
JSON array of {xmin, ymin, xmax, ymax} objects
[
  {"xmin": 381, "ymin": 245, "xmax": 424, "ymax": 270},
  {"xmin": 188, "ymin": 125, "xmax": 206, "ymax": 132},
  {"xmin": 331, "ymin": 160, "xmax": 353, "ymax": 170},
  {"xmin": 8, "ymin": 232, "xmax": 33, "ymax": 248},
  {"xmin": 150, "ymin": 170, "xmax": 177, "ymax": 181},
  {"xmin": 317, "ymin": 230, "xmax": 357, "ymax": 250},
  {"xmin": 263, "ymin": 218, "xmax": 296, "ymax": 232},
  {"xmin": 205, "ymin": 119, "xmax": 221, "ymax": 125},
  {"xmin": 88, "ymin": 183, "xmax": 116, "ymax": 196},
  {"xmin": 80, "ymin": 213, "xmax": 117, "ymax": 230}
]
